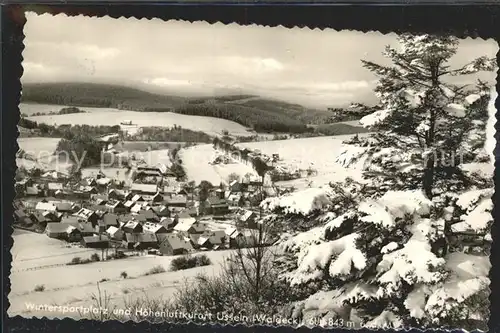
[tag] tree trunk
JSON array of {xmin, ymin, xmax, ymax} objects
[{"xmin": 422, "ymin": 157, "xmax": 435, "ymax": 199}]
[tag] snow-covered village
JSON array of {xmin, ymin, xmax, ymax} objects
[{"xmin": 9, "ymin": 13, "xmax": 498, "ymax": 331}]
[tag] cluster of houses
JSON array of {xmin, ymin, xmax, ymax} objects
[{"xmin": 14, "ymin": 164, "xmax": 275, "ymax": 256}]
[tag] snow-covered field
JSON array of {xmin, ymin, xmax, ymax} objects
[
  {"xmin": 179, "ymin": 135, "xmax": 369, "ymax": 188},
  {"xmin": 179, "ymin": 144, "xmax": 258, "ymax": 185},
  {"xmin": 17, "ymin": 137, "xmax": 73, "ymax": 173},
  {"xmin": 9, "ymin": 229, "xmax": 233, "ymax": 319},
  {"xmin": 23, "ymin": 103, "xmax": 253, "ymax": 136},
  {"xmin": 18, "ymin": 137, "xmax": 61, "ymax": 155},
  {"xmin": 240, "ymin": 134, "xmax": 369, "ymax": 189}
]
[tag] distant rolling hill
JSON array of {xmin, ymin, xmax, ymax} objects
[
  {"xmin": 21, "ymin": 82, "xmax": 365, "ymax": 135},
  {"xmin": 21, "ymin": 82, "xmax": 187, "ymax": 110}
]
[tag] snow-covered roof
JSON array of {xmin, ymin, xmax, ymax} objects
[
  {"xmin": 131, "ymin": 183, "xmax": 158, "ymax": 194},
  {"xmin": 174, "ymin": 217, "xmax": 197, "ymax": 232},
  {"xmin": 106, "ymin": 226, "xmax": 121, "ymax": 236},
  {"xmin": 48, "ymin": 182, "xmax": 63, "ymax": 190},
  {"xmin": 143, "ymin": 222, "xmax": 167, "ymax": 234},
  {"xmin": 35, "ymin": 202, "xmax": 57, "ymax": 212},
  {"xmin": 73, "ymin": 208, "xmax": 96, "ymax": 219}
]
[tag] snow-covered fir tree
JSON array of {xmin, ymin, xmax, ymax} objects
[{"xmin": 267, "ymin": 34, "xmax": 495, "ymax": 330}]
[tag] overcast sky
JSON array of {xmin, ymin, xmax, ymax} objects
[{"xmin": 23, "ymin": 12, "xmax": 498, "ymax": 108}]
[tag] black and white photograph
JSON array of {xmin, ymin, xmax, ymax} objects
[{"xmin": 9, "ymin": 12, "xmax": 498, "ymax": 330}]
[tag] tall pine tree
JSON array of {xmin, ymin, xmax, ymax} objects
[
  {"xmin": 276, "ymin": 34, "xmax": 495, "ymax": 330},
  {"xmin": 349, "ymin": 34, "xmax": 495, "ymax": 198}
]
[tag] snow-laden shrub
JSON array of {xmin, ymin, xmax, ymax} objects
[{"xmin": 280, "ymin": 187, "xmax": 492, "ymax": 329}]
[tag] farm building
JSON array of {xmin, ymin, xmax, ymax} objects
[
  {"xmin": 205, "ymin": 197, "xmax": 230, "ymax": 215},
  {"xmin": 123, "ymin": 233, "xmax": 158, "ymax": 250},
  {"xmin": 158, "ymin": 233, "xmax": 193, "ymax": 256},
  {"xmin": 42, "ymin": 211, "xmax": 62, "ymax": 222},
  {"xmin": 130, "ymin": 183, "xmax": 158, "ymax": 195},
  {"xmin": 81, "ymin": 235, "xmax": 110, "ymax": 248},
  {"xmin": 25, "ymin": 186, "xmax": 42, "ymax": 197},
  {"xmin": 166, "ymin": 195, "xmax": 188, "ymax": 208},
  {"xmin": 45, "ymin": 223, "xmax": 82, "ymax": 241}
]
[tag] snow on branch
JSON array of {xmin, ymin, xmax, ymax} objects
[
  {"xmin": 291, "ymin": 233, "xmax": 365, "ymax": 285},
  {"xmin": 448, "ymin": 56, "xmax": 497, "ymax": 76}
]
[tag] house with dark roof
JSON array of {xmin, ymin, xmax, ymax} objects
[
  {"xmin": 25, "ymin": 186, "xmax": 42, "ymax": 197},
  {"xmin": 137, "ymin": 209, "xmax": 158, "ymax": 222},
  {"xmin": 195, "ymin": 230, "xmax": 226, "ymax": 249},
  {"xmin": 30, "ymin": 212, "xmax": 47, "ymax": 227},
  {"xmin": 105, "ymin": 200, "xmax": 126, "ymax": 213},
  {"xmin": 152, "ymin": 205, "xmax": 170, "ymax": 217},
  {"xmin": 160, "ymin": 217, "xmax": 176, "ymax": 230},
  {"xmin": 205, "ymin": 197, "xmax": 230, "ymax": 216},
  {"xmin": 225, "ymin": 226, "xmax": 245, "ymax": 248},
  {"xmin": 158, "ymin": 233, "xmax": 193, "ymax": 256},
  {"xmin": 73, "ymin": 208, "xmax": 98, "ymax": 225},
  {"xmin": 61, "ymin": 215, "xmax": 83, "ymax": 224},
  {"xmin": 13, "ymin": 209, "xmax": 27, "ymax": 223},
  {"xmin": 54, "ymin": 202, "xmax": 75, "ymax": 213},
  {"xmin": 97, "ymin": 213, "xmax": 119, "ymax": 233},
  {"xmin": 122, "ymin": 220, "xmax": 143, "ymax": 234},
  {"xmin": 238, "ymin": 209, "xmax": 258, "ymax": 229},
  {"xmin": 42, "ymin": 210, "xmax": 62, "ymax": 222},
  {"xmin": 106, "ymin": 226, "xmax": 124, "ymax": 241},
  {"xmin": 229, "ymin": 180, "xmax": 241, "ymax": 192}
]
